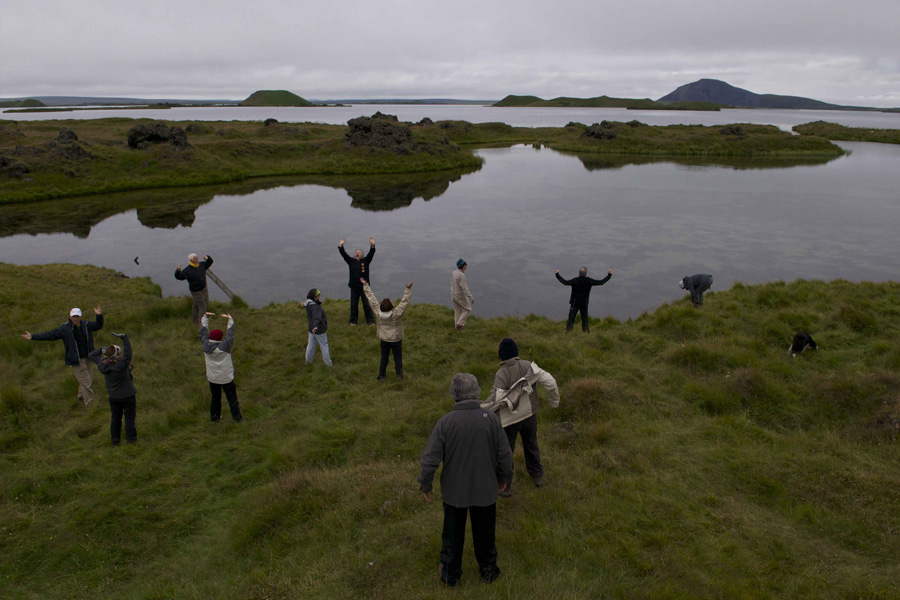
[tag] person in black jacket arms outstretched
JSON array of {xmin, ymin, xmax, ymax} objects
[
  {"xmin": 21, "ymin": 305, "xmax": 103, "ymax": 406},
  {"xmin": 555, "ymin": 267, "xmax": 612, "ymax": 333},
  {"xmin": 89, "ymin": 333, "xmax": 136, "ymax": 446},
  {"xmin": 339, "ymin": 237, "xmax": 375, "ymax": 326},
  {"xmin": 174, "ymin": 253, "xmax": 213, "ymax": 324}
]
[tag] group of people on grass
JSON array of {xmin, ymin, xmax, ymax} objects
[{"xmin": 21, "ymin": 238, "xmax": 719, "ymax": 587}]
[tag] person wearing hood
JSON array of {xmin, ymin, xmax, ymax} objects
[
  {"xmin": 304, "ymin": 289, "xmax": 332, "ymax": 367},
  {"xmin": 680, "ymin": 274, "xmax": 713, "ymax": 307},
  {"xmin": 88, "ymin": 332, "xmax": 136, "ymax": 445},
  {"xmin": 450, "ymin": 259, "xmax": 475, "ymax": 330},
  {"xmin": 555, "ymin": 267, "xmax": 612, "ymax": 333},
  {"xmin": 200, "ymin": 312, "xmax": 242, "ymax": 423},
  {"xmin": 21, "ymin": 304, "xmax": 103, "ymax": 406},
  {"xmin": 174, "ymin": 253, "xmax": 214, "ymax": 324},
  {"xmin": 481, "ymin": 338, "xmax": 560, "ymax": 497},
  {"xmin": 362, "ymin": 278, "xmax": 413, "ymax": 381}
]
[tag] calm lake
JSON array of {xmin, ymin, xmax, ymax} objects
[{"xmin": 2, "ymin": 131, "xmax": 899, "ymax": 320}]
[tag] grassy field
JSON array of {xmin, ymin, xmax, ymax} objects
[
  {"xmin": 1, "ymin": 117, "xmax": 844, "ymax": 204},
  {"xmin": 793, "ymin": 121, "xmax": 900, "ymax": 144},
  {"xmin": 0, "ymin": 118, "xmax": 483, "ymax": 204},
  {"xmin": 1, "ymin": 263, "xmax": 898, "ymax": 599}
]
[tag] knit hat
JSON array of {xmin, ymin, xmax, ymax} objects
[
  {"xmin": 209, "ymin": 329, "xmax": 224, "ymax": 341},
  {"xmin": 307, "ymin": 288, "xmax": 320, "ymax": 300},
  {"xmin": 498, "ymin": 338, "xmax": 518, "ymax": 360},
  {"xmin": 70, "ymin": 308, "xmax": 82, "ymax": 317},
  {"xmin": 456, "ymin": 258, "xmax": 466, "ymax": 268}
]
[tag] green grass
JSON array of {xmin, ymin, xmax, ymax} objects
[
  {"xmin": 1, "ymin": 264, "xmax": 899, "ymax": 598},
  {"xmin": 1, "ymin": 118, "xmax": 845, "ymax": 204},
  {"xmin": 794, "ymin": 120, "xmax": 900, "ymax": 144}
]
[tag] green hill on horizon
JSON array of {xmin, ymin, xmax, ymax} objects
[
  {"xmin": 0, "ymin": 98, "xmax": 46, "ymax": 108},
  {"xmin": 239, "ymin": 90, "xmax": 312, "ymax": 107}
]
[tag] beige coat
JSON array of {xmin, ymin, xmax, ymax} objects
[
  {"xmin": 450, "ymin": 268, "xmax": 474, "ymax": 304},
  {"xmin": 481, "ymin": 357, "xmax": 560, "ymax": 427},
  {"xmin": 363, "ymin": 283, "xmax": 412, "ymax": 342}
]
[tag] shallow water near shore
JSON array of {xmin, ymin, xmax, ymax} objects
[{"xmin": 1, "ymin": 140, "xmax": 898, "ymax": 320}]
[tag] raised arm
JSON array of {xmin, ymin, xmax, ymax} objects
[
  {"xmin": 555, "ymin": 272, "xmax": 573, "ymax": 286},
  {"xmin": 203, "ymin": 255, "xmax": 213, "ymax": 269},
  {"xmin": 219, "ymin": 316, "xmax": 236, "ymax": 353},
  {"xmin": 362, "ymin": 281, "xmax": 380, "ymax": 312},
  {"xmin": 338, "ymin": 243, "xmax": 352, "ymax": 265},
  {"xmin": 588, "ymin": 271, "xmax": 612, "ymax": 286},
  {"xmin": 393, "ymin": 283, "xmax": 413, "ymax": 318}
]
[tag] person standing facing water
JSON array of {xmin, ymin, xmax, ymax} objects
[
  {"xmin": 418, "ymin": 373, "xmax": 513, "ymax": 587},
  {"xmin": 303, "ymin": 289, "xmax": 332, "ymax": 367},
  {"xmin": 339, "ymin": 237, "xmax": 376, "ymax": 326},
  {"xmin": 450, "ymin": 259, "xmax": 475, "ymax": 330},
  {"xmin": 363, "ymin": 278, "xmax": 412, "ymax": 381},
  {"xmin": 21, "ymin": 305, "xmax": 103, "ymax": 406},
  {"xmin": 174, "ymin": 253, "xmax": 214, "ymax": 324},
  {"xmin": 555, "ymin": 267, "xmax": 612, "ymax": 333},
  {"xmin": 88, "ymin": 332, "xmax": 136, "ymax": 445},
  {"xmin": 200, "ymin": 312, "xmax": 243, "ymax": 423}
]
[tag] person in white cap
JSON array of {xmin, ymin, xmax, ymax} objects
[{"xmin": 21, "ymin": 305, "xmax": 103, "ymax": 405}]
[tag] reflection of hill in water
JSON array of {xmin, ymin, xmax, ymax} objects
[
  {"xmin": 558, "ymin": 151, "xmax": 841, "ymax": 172},
  {"xmin": 0, "ymin": 166, "xmax": 479, "ymax": 238}
]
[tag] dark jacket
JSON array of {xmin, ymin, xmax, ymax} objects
[
  {"xmin": 31, "ymin": 314, "xmax": 104, "ymax": 366},
  {"xmin": 174, "ymin": 256, "xmax": 214, "ymax": 292},
  {"xmin": 683, "ymin": 274, "xmax": 713, "ymax": 304},
  {"xmin": 303, "ymin": 299, "xmax": 328, "ymax": 334},
  {"xmin": 339, "ymin": 245, "xmax": 375, "ymax": 288},
  {"xmin": 417, "ymin": 399, "xmax": 514, "ymax": 507},
  {"xmin": 556, "ymin": 272, "xmax": 611, "ymax": 307},
  {"xmin": 89, "ymin": 336, "xmax": 136, "ymax": 400}
]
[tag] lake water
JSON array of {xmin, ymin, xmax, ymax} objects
[{"xmin": 2, "ymin": 139, "xmax": 898, "ymax": 321}]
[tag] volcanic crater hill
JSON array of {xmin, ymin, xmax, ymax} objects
[
  {"xmin": 239, "ymin": 90, "xmax": 313, "ymax": 107},
  {"xmin": 658, "ymin": 78, "xmax": 866, "ymax": 110}
]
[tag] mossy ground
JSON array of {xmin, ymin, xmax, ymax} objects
[
  {"xmin": 793, "ymin": 121, "xmax": 900, "ymax": 144},
  {"xmin": 1, "ymin": 264, "xmax": 898, "ymax": 599}
]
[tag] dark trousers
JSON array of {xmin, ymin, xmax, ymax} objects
[
  {"xmin": 505, "ymin": 414, "xmax": 543, "ymax": 482},
  {"xmin": 210, "ymin": 381, "xmax": 242, "ymax": 422},
  {"xmin": 566, "ymin": 303, "xmax": 590, "ymax": 332},
  {"xmin": 379, "ymin": 340, "xmax": 403, "ymax": 377},
  {"xmin": 349, "ymin": 286, "xmax": 374, "ymax": 324},
  {"xmin": 440, "ymin": 502, "xmax": 500, "ymax": 586},
  {"xmin": 109, "ymin": 395, "xmax": 137, "ymax": 443}
]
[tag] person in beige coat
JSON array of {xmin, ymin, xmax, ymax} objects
[
  {"xmin": 362, "ymin": 278, "xmax": 413, "ymax": 380},
  {"xmin": 481, "ymin": 338, "xmax": 559, "ymax": 497},
  {"xmin": 450, "ymin": 259, "xmax": 474, "ymax": 330}
]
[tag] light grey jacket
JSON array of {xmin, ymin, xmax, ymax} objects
[
  {"xmin": 200, "ymin": 315, "xmax": 235, "ymax": 384},
  {"xmin": 363, "ymin": 282, "xmax": 412, "ymax": 342},
  {"xmin": 481, "ymin": 358, "xmax": 560, "ymax": 427}
]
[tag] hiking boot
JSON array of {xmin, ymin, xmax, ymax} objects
[
  {"xmin": 499, "ymin": 484, "xmax": 512, "ymax": 498},
  {"xmin": 211, "ymin": 416, "xmax": 222, "ymax": 423},
  {"xmin": 111, "ymin": 439, "xmax": 120, "ymax": 447},
  {"xmin": 349, "ymin": 322, "xmax": 357, "ymax": 327},
  {"xmin": 438, "ymin": 563, "xmax": 458, "ymax": 587},
  {"xmin": 377, "ymin": 375, "xmax": 386, "ymax": 381},
  {"xmin": 532, "ymin": 476, "xmax": 543, "ymax": 488},
  {"xmin": 480, "ymin": 565, "xmax": 501, "ymax": 584},
  {"xmin": 397, "ymin": 372, "xmax": 404, "ymax": 380},
  {"xmin": 367, "ymin": 321, "xmax": 375, "ymax": 326},
  {"xmin": 82, "ymin": 397, "xmax": 93, "ymax": 407}
]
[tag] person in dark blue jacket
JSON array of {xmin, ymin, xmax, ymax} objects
[
  {"xmin": 22, "ymin": 305, "xmax": 103, "ymax": 406},
  {"xmin": 680, "ymin": 274, "xmax": 714, "ymax": 307},
  {"xmin": 174, "ymin": 253, "xmax": 214, "ymax": 324},
  {"xmin": 89, "ymin": 333, "xmax": 137, "ymax": 445},
  {"xmin": 555, "ymin": 267, "xmax": 612, "ymax": 332}
]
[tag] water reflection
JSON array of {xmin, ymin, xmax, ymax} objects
[
  {"xmin": 555, "ymin": 150, "xmax": 842, "ymax": 172},
  {"xmin": 0, "ymin": 165, "xmax": 481, "ymax": 238}
]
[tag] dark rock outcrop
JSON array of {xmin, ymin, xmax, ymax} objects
[
  {"xmin": 0, "ymin": 155, "xmax": 30, "ymax": 178},
  {"xmin": 416, "ymin": 117, "xmax": 434, "ymax": 126},
  {"xmin": 581, "ymin": 121, "xmax": 620, "ymax": 140},
  {"xmin": 184, "ymin": 123, "xmax": 212, "ymax": 134},
  {"xmin": 57, "ymin": 128, "xmax": 79, "ymax": 142},
  {"xmin": 263, "ymin": 118, "xmax": 279, "ymax": 126},
  {"xmin": 127, "ymin": 122, "xmax": 191, "ymax": 150},
  {"xmin": 719, "ymin": 125, "xmax": 745, "ymax": 136},
  {"xmin": 626, "ymin": 120, "xmax": 646, "ymax": 128},
  {"xmin": 344, "ymin": 115, "xmax": 415, "ymax": 154}
]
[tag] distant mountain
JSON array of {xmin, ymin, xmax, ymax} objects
[
  {"xmin": 0, "ymin": 98, "xmax": 46, "ymax": 108},
  {"xmin": 493, "ymin": 95, "xmax": 657, "ymax": 108},
  {"xmin": 0, "ymin": 96, "xmax": 238, "ymax": 106},
  {"xmin": 240, "ymin": 90, "xmax": 312, "ymax": 107},
  {"xmin": 658, "ymin": 79, "xmax": 872, "ymax": 111}
]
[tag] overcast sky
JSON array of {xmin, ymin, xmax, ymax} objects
[{"xmin": 2, "ymin": 0, "xmax": 898, "ymax": 106}]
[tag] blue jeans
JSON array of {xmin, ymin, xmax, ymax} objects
[{"xmin": 306, "ymin": 332, "xmax": 332, "ymax": 366}]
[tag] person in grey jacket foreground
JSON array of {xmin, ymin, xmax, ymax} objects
[
  {"xmin": 200, "ymin": 312, "xmax": 242, "ymax": 423},
  {"xmin": 680, "ymin": 274, "xmax": 714, "ymax": 307},
  {"xmin": 88, "ymin": 332, "xmax": 136, "ymax": 445},
  {"xmin": 418, "ymin": 373, "xmax": 514, "ymax": 587},
  {"xmin": 304, "ymin": 289, "xmax": 332, "ymax": 367},
  {"xmin": 22, "ymin": 305, "xmax": 103, "ymax": 406},
  {"xmin": 482, "ymin": 338, "xmax": 560, "ymax": 497}
]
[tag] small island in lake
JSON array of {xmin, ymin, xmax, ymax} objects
[{"xmin": 239, "ymin": 90, "xmax": 313, "ymax": 107}]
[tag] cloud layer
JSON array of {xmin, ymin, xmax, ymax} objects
[{"xmin": 2, "ymin": 0, "xmax": 898, "ymax": 106}]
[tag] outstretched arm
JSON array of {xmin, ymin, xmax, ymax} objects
[
  {"xmin": 555, "ymin": 272, "xmax": 573, "ymax": 286},
  {"xmin": 362, "ymin": 281, "xmax": 380, "ymax": 312}
]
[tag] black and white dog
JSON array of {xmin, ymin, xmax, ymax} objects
[{"xmin": 789, "ymin": 332, "xmax": 818, "ymax": 358}]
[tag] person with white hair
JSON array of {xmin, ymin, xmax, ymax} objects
[
  {"xmin": 338, "ymin": 237, "xmax": 376, "ymax": 326},
  {"xmin": 21, "ymin": 304, "xmax": 103, "ymax": 406},
  {"xmin": 680, "ymin": 273, "xmax": 713, "ymax": 307},
  {"xmin": 174, "ymin": 253, "xmax": 214, "ymax": 323},
  {"xmin": 555, "ymin": 266, "xmax": 612, "ymax": 333},
  {"xmin": 418, "ymin": 373, "xmax": 513, "ymax": 587}
]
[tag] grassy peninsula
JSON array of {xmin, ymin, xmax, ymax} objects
[
  {"xmin": 793, "ymin": 121, "xmax": 900, "ymax": 144},
  {"xmin": 1, "ymin": 263, "xmax": 898, "ymax": 598},
  {"xmin": 0, "ymin": 117, "xmax": 844, "ymax": 204}
]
